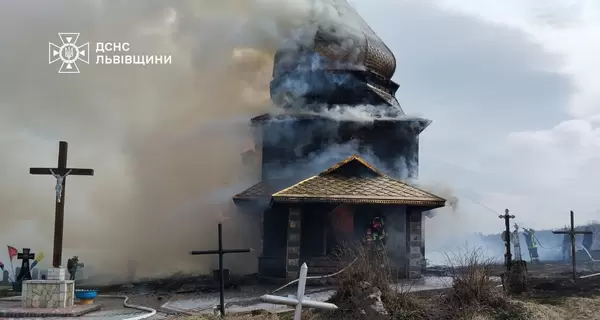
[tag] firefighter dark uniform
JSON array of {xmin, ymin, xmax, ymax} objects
[
  {"xmin": 582, "ymin": 227, "xmax": 594, "ymax": 252},
  {"xmin": 562, "ymin": 234, "xmax": 571, "ymax": 261},
  {"xmin": 365, "ymin": 217, "xmax": 387, "ymax": 251}
]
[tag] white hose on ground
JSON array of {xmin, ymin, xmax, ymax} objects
[
  {"xmin": 577, "ymin": 245, "xmax": 600, "ymax": 262},
  {"xmin": 97, "ymin": 294, "xmax": 157, "ymax": 320},
  {"xmin": 574, "ymin": 245, "xmax": 600, "ymax": 279},
  {"xmin": 580, "ymin": 272, "xmax": 600, "ymax": 279},
  {"xmin": 167, "ymin": 258, "xmax": 360, "ymax": 314},
  {"xmin": 271, "ymin": 258, "xmax": 358, "ymax": 294}
]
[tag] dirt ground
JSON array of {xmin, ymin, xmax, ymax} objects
[
  {"xmin": 502, "ymin": 260, "xmax": 600, "ymax": 319},
  {"xmin": 87, "ymin": 260, "xmax": 600, "ymax": 319},
  {"xmin": 164, "ymin": 277, "xmax": 600, "ymax": 320},
  {"xmin": 169, "ymin": 261, "xmax": 600, "ymax": 320},
  {"xmin": 518, "ymin": 275, "xmax": 600, "ymax": 320}
]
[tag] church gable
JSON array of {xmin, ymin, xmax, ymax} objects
[
  {"xmin": 318, "ymin": 155, "xmax": 383, "ymax": 178},
  {"xmin": 271, "ymin": 155, "xmax": 446, "ymax": 207}
]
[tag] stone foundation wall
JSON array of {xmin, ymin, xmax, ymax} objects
[
  {"xmin": 22, "ymin": 280, "xmax": 74, "ymax": 308},
  {"xmin": 408, "ymin": 211, "xmax": 424, "ymax": 279},
  {"xmin": 286, "ymin": 207, "xmax": 302, "ymax": 280}
]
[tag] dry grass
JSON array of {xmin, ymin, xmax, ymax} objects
[
  {"xmin": 330, "ymin": 243, "xmax": 393, "ymax": 298},
  {"xmin": 167, "ymin": 310, "xmax": 320, "ymax": 320},
  {"xmin": 168, "ymin": 298, "xmax": 600, "ymax": 320},
  {"xmin": 442, "ymin": 246, "xmax": 528, "ymax": 320},
  {"xmin": 327, "ymin": 243, "xmax": 429, "ymax": 320},
  {"xmin": 171, "ymin": 245, "xmax": 600, "ymax": 320}
]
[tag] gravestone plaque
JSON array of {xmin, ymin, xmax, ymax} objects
[
  {"xmin": 16, "ymin": 248, "xmax": 35, "ymax": 283},
  {"xmin": 1, "ymin": 270, "xmax": 9, "ymax": 285}
]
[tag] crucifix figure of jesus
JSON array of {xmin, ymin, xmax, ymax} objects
[
  {"xmin": 552, "ymin": 210, "xmax": 592, "ymax": 282},
  {"xmin": 49, "ymin": 169, "xmax": 72, "ymax": 203},
  {"xmin": 30, "ymin": 141, "xmax": 94, "ymax": 268}
]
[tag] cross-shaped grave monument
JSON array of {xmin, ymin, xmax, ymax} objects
[
  {"xmin": 16, "ymin": 248, "xmax": 35, "ymax": 283},
  {"xmin": 261, "ymin": 263, "xmax": 338, "ymax": 320},
  {"xmin": 30, "ymin": 141, "xmax": 94, "ymax": 267},
  {"xmin": 499, "ymin": 209, "xmax": 516, "ymax": 270},
  {"xmin": 552, "ymin": 210, "xmax": 593, "ymax": 282},
  {"xmin": 189, "ymin": 223, "xmax": 253, "ymax": 316}
]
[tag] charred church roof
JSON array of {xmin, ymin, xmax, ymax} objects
[{"xmin": 270, "ymin": 0, "xmax": 403, "ymax": 115}]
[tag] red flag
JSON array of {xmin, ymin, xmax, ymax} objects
[{"xmin": 7, "ymin": 246, "xmax": 17, "ymax": 261}]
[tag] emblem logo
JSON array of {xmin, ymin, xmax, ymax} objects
[{"xmin": 49, "ymin": 33, "xmax": 89, "ymax": 74}]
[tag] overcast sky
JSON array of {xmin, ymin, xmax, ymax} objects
[{"xmin": 348, "ymin": 0, "xmax": 599, "ymax": 234}]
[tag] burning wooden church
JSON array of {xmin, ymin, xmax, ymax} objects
[{"xmin": 234, "ymin": 0, "xmax": 446, "ymax": 280}]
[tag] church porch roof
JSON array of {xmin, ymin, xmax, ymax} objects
[
  {"xmin": 233, "ymin": 155, "xmax": 446, "ymax": 208},
  {"xmin": 232, "ymin": 181, "xmax": 273, "ymax": 202},
  {"xmin": 271, "ymin": 156, "xmax": 445, "ymax": 207}
]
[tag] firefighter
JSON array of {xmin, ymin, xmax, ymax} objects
[
  {"xmin": 522, "ymin": 228, "xmax": 539, "ymax": 263},
  {"xmin": 562, "ymin": 234, "xmax": 571, "ymax": 261},
  {"xmin": 366, "ymin": 216, "xmax": 387, "ymax": 251},
  {"xmin": 582, "ymin": 226, "xmax": 594, "ymax": 252},
  {"xmin": 67, "ymin": 256, "xmax": 84, "ymax": 281}
]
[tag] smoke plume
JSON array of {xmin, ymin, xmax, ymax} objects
[{"xmin": 0, "ymin": 0, "xmax": 356, "ymax": 281}]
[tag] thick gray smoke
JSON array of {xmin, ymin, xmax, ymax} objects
[
  {"xmin": 0, "ymin": 0, "xmax": 370, "ymax": 281},
  {"xmin": 0, "ymin": 0, "xmax": 463, "ymax": 281}
]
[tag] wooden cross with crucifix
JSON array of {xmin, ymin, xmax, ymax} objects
[
  {"xmin": 30, "ymin": 141, "xmax": 94, "ymax": 268},
  {"xmin": 552, "ymin": 210, "xmax": 592, "ymax": 282},
  {"xmin": 16, "ymin": 248, "xmax": 35, "ymax": 282},
  {"xmin": 190, "ymin": 223, "xmax": 253, "ymax": 316},
  {"xmin": 499, "ymin": 209, "xmax": 516, "ymax": 270}
]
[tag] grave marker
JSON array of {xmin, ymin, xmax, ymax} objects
[
  {"xmin": 16, "ymin": 248, "xmax": 35, "ymax": 283},
  {"xmin": 499, "ymin": 209, "xmax": 516, "ymax": 270},
  {"xmin": 1, "ymin": 270, "xmax": 10, "ymax": 285},
  {"xmin": 552, "ymin": 210, "xmax": 592, "ymax": 282},
  {"xmin": 30, "ymin": 141, "xmax": 94, "ymax": 267},
  {"xmin": 261, "ymin": 263, "xmax": 338, "ymax": 320},
  {"xmin": 189, "ymin": 223, "xmax": 253, "ymax": 316}
]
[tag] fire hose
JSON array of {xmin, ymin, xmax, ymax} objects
[
  {"xmin": 271, "ymin": 257, "xmax": 359, "ymax": 294},
  {"xmin": 532, "ymin": 234, "xmax": 562, "ymax": 250},
  {"xmin": 527, "ymin": 232, "xmax": 599, "ymax": 262},
  {"xmin": 97, "ymin": 294, "xmax": 157, "ymax": 320},
  {"xmin": 183, "ymin": 257, "xmax": 360, "ymax": 315}
]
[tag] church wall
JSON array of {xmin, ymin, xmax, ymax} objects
[
  {"xmin": 407, "ymin": 208, "xmax": 425, "ymax": 279},
  {"xmin": 286, "ymin": 207, "xmax": 302, "ymax": 280},
  {"xmin": 350, "ymin": 121, "xmax": 422, "ymax": 180},
  {"xmin": 259, "ymin": 117, "xmax": 340, "ymax": 182},
  {"xmin": 258, "ymin": 117, "xmax": 426, "ymax": 183}
]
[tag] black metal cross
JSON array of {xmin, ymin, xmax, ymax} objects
[
  {"xmin": 190, "ymin": 223, "xmax": 253, "ymax": 316},
  {"xmin": 16, "ymin": 248, "xmax": 35, "ymax": 282},
  {"xmin": 30, "ymin": 141, "xmax": 94, "ymax": 268},
  {"xmin": 499, "ymin": 209, "xmax": 516, "ymax": 270},
  {"xmin": 552, "ymin": 210, "xmax": 592, "ymax": 282}
]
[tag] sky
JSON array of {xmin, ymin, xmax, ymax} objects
[
  {"xmin": 0, "ymin": 0, "xmax": 598, "ymax": 276},
  {"xmin": 345, "ymin": 0, "xmax": 599, "ymax": 238}
]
